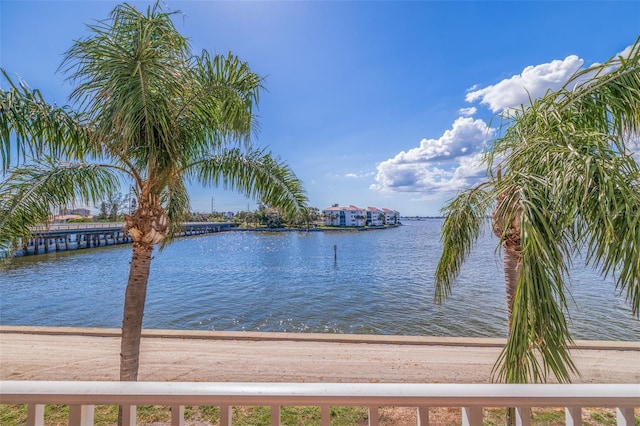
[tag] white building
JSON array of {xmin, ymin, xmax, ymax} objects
[
  {"xmin": 322, "ymin": 205, "xmax": 367, "ymax": 227},
  {"xmin": 366, "ymin": 207, "xmax": 385, "ymax": 226},
  {"xmin": 322, "ymin": 205, "xmax": 399, "ymax": 227},
  {"xmin": 382, "ymin": 208, "xmax": 400, "ymax": 225}
]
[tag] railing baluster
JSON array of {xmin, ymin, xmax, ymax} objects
[
  {"xmin": 368, "ymin": 406, "xmax": 379, "ymax": 426},
  {"xmin": 320, "ymin": 405, "xmax": 331, "ymax": 426},
  {"xmin": 26, "ymin": 404, "xmax": 44, "ymax": 426},
  {"xmin": 69, "ymin": 404, "xmax": 94, "ymax": 426},
  {"xmin": 271, "ymin": 405, "xmax": 281, "ymax": 426},
  {"xmin": 515, "ymin": 407, "xmax": 531, "ymax": 426},
  {"xmin": 565, "ymin": 407, "xmax": 582, "ymax": 426},
  {"xmin": 170, "ymin": 404, "xmax": 184, "ymax": 426},
  {"xmin": 121, "ymin": 404, "xmax": 137, "ymax": 426},
  {"xmin": 462, "ymin": 407, "xmax": 483, "ymax": 426},
  {"xmin": 220, "ymin": 404, "xmax": 232, "ymax": 426},
  {"xmin": 417, "ymin": 406, "xmax": 429, "ymax": 426},
  {"xmin": 616, "ymin": 407, "xmax": 634, "ymax": 426}
]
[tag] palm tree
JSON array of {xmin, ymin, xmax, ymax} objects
[
  {"xmin": 0, "ymin": 2, "xmax": 307, "ymax": 381},
  {"xmin": 435, "ymin": 38, "xmax": 640, "ymax": 384}
]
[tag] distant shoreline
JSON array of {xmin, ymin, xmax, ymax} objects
[
  {"xmin": 7, "ymin": 223, "xmax": 402, "ymax": 258},
  {"xmin": 233, "ymin": 224, "xmax": 402, "ymax": 232}
]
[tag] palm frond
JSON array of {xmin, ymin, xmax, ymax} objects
[
  {"xmin": 434, "ymin": 184, "xmax": 493, "ymax": 304},
  {"xmin": 188, "ymin": 147, "xmax": 307, "ymax": 217},
  {"xmin": 492, "ymin": 182, "xmax": 577, "ymax": 383},
  {"xmin": 60, "ymin": 2, "xmax": 189, "ymax": 173},
  {"xmin": 158, "ymin": 178, "xmax": 191, "ymax": 247},
  {"xmin": 558, "ymin": 36, "xmax": 640, "ymax": 138},
  {"xmin": 0, "ymin": 69, "xmax": 95, "ymax": 172},
  {"xmin": 0, "ymin": 159, "xmax": 120, "ymax": 258},
  {"xmin": 180, "ymin": 51, "xmax": 264, "ymax": 159},
  {"xmin": 575, "ymin": 150, "xmax": 640, "ymax": 316}
]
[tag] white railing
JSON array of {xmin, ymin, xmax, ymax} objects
[
  {"xmin": 1, "ymin": 381, "xmax": 638, "ymax": 426},
  {"xmin": 30, "ymin": 223, "xmax": 126, "ymax": 232},
  {"xmin": 29, "ymin": 222, "xmax": 232, "ymax": 233}
]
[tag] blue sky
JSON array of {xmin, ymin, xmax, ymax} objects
[{"xmin": 2, "ymin": 1, "xmax": 639, "ymax": 216}]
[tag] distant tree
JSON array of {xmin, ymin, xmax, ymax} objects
[
  {"xmin": 233, "ymin": 210, "xmax": 259, "ymax": 227},
  {"xmin": 95, "ymin": 192, "xmax": 127, "ymax": 221},
  {"xmin": 208, "ymin": 212, "xmax": 226, "ymax": 222},
  {"xmin": 306, "ymin": 206, "xmax": 320, "ymax": 222},
  {"xmin": 299, "ymin": 206, "xmax": 320, "ymax": 228},
  {"xmin": 257, "ymin": 207, "xmax": 282, "ymax": 228},
  {"xmin": 280, "ymin": 205, "xmax": 318, "ymax": 228}
]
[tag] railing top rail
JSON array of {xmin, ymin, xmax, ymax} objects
[
  {"xmin": 28, "ymin": 222, "xmax": 232, "ymax": 232},
  {"xmin": 29, "ymin": 223, "xmax": 125, "ymax": 232},
  {"xmin": 1, "ymin": 381, "xmax": 638, "ymax": 407}
]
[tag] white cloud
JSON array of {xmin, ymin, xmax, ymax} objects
[
  {"xmin": 392, "ymin": 117, "xmax": 492, "ymax": 164},
  {"xmin": 374, "ymin": 46, "xmax": 636, "ymax": 198},
  {"xmin": 458, "ymin": 107, "xmax": 476, "ymax": 116},
  {"xmin": 345, "ymin": 171, "xmax": 374, "ymax": 178},
  {"xmin": 371, "ymin": 117, "xmax": 494, "ymax": 194},
  {"xmin": 465, "ymin": 55, "xmax": 584, "ymax": 112}
]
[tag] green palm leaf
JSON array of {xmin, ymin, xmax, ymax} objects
[
  {"xmin": 435, "ymin": 184, "xmax": 493, "ymax": 303},
  {"xmin": 437, "ymin": 36, "xmax": 640, "ymax": 384},
  {"xmin": 0, "ymin": 159, "xmax": 120, "ymax": 257},
  {"xmin": 189, "ymin": 147, "xmax": 308, "ymax": 215}
]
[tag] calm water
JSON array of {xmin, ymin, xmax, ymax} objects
[{"xmin": 0, "ymin": 220, "xmax": 638, "ymax": 340}]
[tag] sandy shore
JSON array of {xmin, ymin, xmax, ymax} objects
[{"xmin": 1, "ymin": 326, "xmax": 638, "ymax": 383}]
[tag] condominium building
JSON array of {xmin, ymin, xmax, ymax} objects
[
  {"xmin": 322, "ymin": 205, "xmax": 366, "ymax": 227},
  {"xmin": 366, "ymin": 207, "xmax": 385, "ymax": 226},
  {"xmin": 322, "ymin": 205, "xmax": 399, "ymax": 227},
  {"xmin": 382, "ymin": 208, "xmax": 400, "ymax": 225}
]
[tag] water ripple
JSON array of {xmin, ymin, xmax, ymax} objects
[{"xmin": 1, "ymin": 220, "xmax": 638, "ymax": 340}]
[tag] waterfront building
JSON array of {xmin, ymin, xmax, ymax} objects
[
  {"xmin": 366, "ymin": 207, "xmax": 385, "ymax": 226},
  {"xmin": 60, "ymin": 208, "xmax": 92, "ymax": 217},
  {"xmin": 322, "ymin": 205, "xmax": 366, "ymax": 227},
  {"xmin": 382, "ymin": 208, "xmax": 400, "ymax": 225},
  {"xmin": 322, "ymin": 205, "xmax": 399, "ymax": 227}
]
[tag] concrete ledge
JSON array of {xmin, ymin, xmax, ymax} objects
[{"xmin": 1, "ymin": 325, "xmax": 638, "ymax": 351}]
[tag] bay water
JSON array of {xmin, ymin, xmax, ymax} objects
[{"xmin": 0, "ymin": 220, "xmax": 638, "ymax": 340}]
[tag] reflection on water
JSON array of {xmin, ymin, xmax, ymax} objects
[{"xmin": 1, "ymin": 220, "xmax": 638, "ymax": 340}]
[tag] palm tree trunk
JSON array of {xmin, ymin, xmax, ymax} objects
[
  {"xmin": 502, "ymin": 241, "xmax": 521, "ymax": 426},
  {"xmin": 493, "ymin": 190, "xmax": 522, "ymax": 426},
  {"xmin": 120, "ymin": 241, "xmax": 153, "ymax": 381}
]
